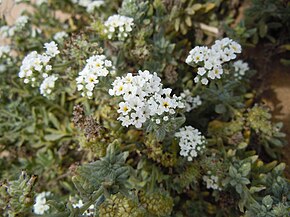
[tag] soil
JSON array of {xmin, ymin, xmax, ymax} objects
[{"xmin": 244, "ymin": 45, "xmax": 290, "ymax": 178}]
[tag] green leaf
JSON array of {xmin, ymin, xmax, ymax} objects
[
  {"xmin": 44, "ymin": 133, "xmax": 66, "ymax": 141},
  {"xmin": 240, "ymin": 162, "xmax": 251, "ymax": 177},
  {"xmin": 249, "ymin": 186, "xmax": 266, "ymax": 194},
  {"xmin": 215, "ymin": 104, "xmax": 227, "ymax": 114},
  {"xmin": 156, "ymin": 127, "xmax": 166, "ymax": 141},
  {"xmin": 259, "ymin": 22, "xmax": 268, "ymax": 38},
  {"xmin": 262, "ymin": 195, "xmax": 273, "ymax": 208}
]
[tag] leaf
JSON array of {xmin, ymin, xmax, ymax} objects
[
  {"xmin": 259, "ymin": 22, "xmax": 268, "ymax": 38},
  {"xmin": 229, "ymin": 166, "xmax": 238, "ymax": 177},
  {"xmin": 175, "ymin": 18, "xmax": 181, "ymax": 31},
  {"xmin": 240, "ymin": 162, "xmax": 251, "ymax": 177},
  {"xmin": 44, "ymin": 133, "xmax": 66, "ymax": 141},
  {"xmin": 215, "ymin": 104, "xmax": 227, "ymax": 114},
  {"xmin": 262, "ymin": 195, "xmax": 273, "ymax": 208},
  {"xmin": 156, "ymin": 127, "xmax": 166, "ymax": 141},
  {"xmin": 249, "ymin": 186, "xmax": 266, "ymax": 194},
  {"xmin": 48, "ymin": 112, "xmax": 60, "ymax": 129},
  {"xmin": 204, "ymin": 3, "xmax": 215, "ymax": 12},
  {"xmin": 185, "ymin": 16, "xmax": 192, "ymax": 27}
]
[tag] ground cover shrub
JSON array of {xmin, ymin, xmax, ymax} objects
[{"xmin": 0, "ymin": 0, "xmax": 289, "ymax": 216}]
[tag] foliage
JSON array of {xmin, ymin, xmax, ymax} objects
[
  {"xmin": 226, "ymin": 0, "xmax": 290, "ymax": 65},
  {"xmin": 0, "ymin": 0, "xmax": 289, "ymax": 216}
]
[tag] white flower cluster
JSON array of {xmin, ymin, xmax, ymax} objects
[
  {"xmin": 202, "ymin": 171, "xmax": 222, "ymax": 190},
  {"xmin": 233, "ymin": 60, "xmax": 249, "ymax": 80},
  {"xmin": 44, "ymin": 41, "xmax": 60, "ymax": 57},
  {"xmin": 71, "ymin": 0, "xmax": 104, "ymax": 13},
  {"xmin": 35, "ymin": 0, "xmax": 48, "ymax": 5},
  {"xmin": 53, "ymin": 31, "xmax": 68, "ymax": 43},
  {"xmin": 109, "ymin": 70, "xmax": 185, "ymax": 128},
  {"xmin": 40, "ymin": 75, "xmax": 58, "ymax": 97},
  {"xmin": 0, "ymin": 45, "xmax": 10, "ymax": 58},
  {"xmin": 104, "ymin": 15, "xmax": 134, "ymax": 40},
  {"xmin": 0, "ymin": 16, "xmax": 29, "ymax": 38},
  {"xmin": 33, "ymin": 192, "xmax": 51, "ymax": 215},
  {"xmin": 76, "ymin": 55, "xmax": 114, "ymax": 98},
  {"xmin": 72, "ymin": 199, "xmax": 95, "ymax": 216},
  {"xmin": 18, "ymin": 41, "xmax": 59, "ymax": 97},
  {"xmin": 180, "ymin": 90, "xmax": 202, "ymax": 112},
  {"xmin": 175, "ymin": 126, "xmax": 206, "ymax": 161},
  {"xmin": 186, "ymin": 38, "xmax": 242, "ymax": 85}
]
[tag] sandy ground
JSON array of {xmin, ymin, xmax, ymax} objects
[
  {"xmin": 260, "ymin": 58, "xmax": 290, "ymax": 177},
  {"xmin": 1, "ymin": 0, "xmax": 290, "ymax": 176}
]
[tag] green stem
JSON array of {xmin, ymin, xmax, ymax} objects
[{"xmin": 79, "ymin": 187, "xmax": 104, "ymax": 214}]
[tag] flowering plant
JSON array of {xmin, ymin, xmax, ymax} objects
[{"xmin": 0, "ymin": 0, "xmax": 289, "ymax": 217}]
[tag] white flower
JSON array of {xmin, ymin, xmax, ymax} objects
[
  {"xmin": 15, "ymin": 16, "xmax": 29, "ymax": 29},
  {"xmin": 76, "ymin": 54, "xmax": 114, "ymax": 98},
  {"xmin": 36, "ymin": 0, "xmax": 48, "ymax": 5},
  {"xmin": 0, "ymin": 45, "xmax": 10, "ymax": 58},
  {"xmin": 39, "ymin": 75, "xmax": 58, "ymax": 97},
  {"xmin": 72, "ymin": 0, "xmax": 104, "ymax": 12},
  {"xmin": 104, "ymin": 14, "xmax": 134, "ymax": 40},
  {"xmin": 186, "ymin": 38, "xmax": 242, "ymax": 85},
  {"xmin": 33, "ymin": 192, "xmax": 51, "ymax": 215},
  {"xmin": 203, "ymin": 172, "xmax": 222, "ymax": 190},
  {"xmin": 175, "ymin": 126, "xmax": 206, "ymax": 161},
  {"xmin": 44, "ymin": 41, "xmax": 60, "ymax": 57},
  {"xmin": 72, "ymin": 199, "xmax": 95, "ymax": 216},
  {"xmin": 53, "ymin": 31, "xmax": 68, "ymax": 42},
  {"xmin": 0, "ymin": 26, "xmax": 10, "ymax": 38},
  {"xmin": 86, "ymin": 1, "xmax": 104, "ymax": 12},
  {"xmin": 180, "ymin": 90, "xmax": 202, "ymax": 112},
  {"xmin": 233, "ymin": 60, "xmax": 249, "ymax": 80},
  {"xmin": 18, "ymin": 40, "xmax": 58, "ymax": 90},
  {"xmin": 109, "ymin": 70, "xmax": 185, "ymax": 129}
]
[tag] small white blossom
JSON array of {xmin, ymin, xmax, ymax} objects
[
  {"xmin": 110, "ymin": 70, "xmax": 185, "ymax": 129},
  {"xmin": 44, "ymin": 41, "xmax": 60, "ymax": 57},
  {"xmin": 180, "ymin": 90, "xmax": 202, "ymax": 112},
  {"xmin": 33, "ymin": 192, "xmax": 51, "ymax": 215},
  {"xmin": 15, "ymin": 16, "xmax": 29, "ymax": 29},
  {"xmin": 53, "ymin": 31, "xmax": 68, "ymax": 42},
  {"xmin": 0, "ymin": 26, "xmax": 11, "ymax": 38},
  {"xmin": 72, "ymin": 0, "xmax": 104, "ymax": 12},
  {"xmin": 104, "ymin": 14, "xmax": 134, "ymax": 40},
  {"xmin": 233, "ymin": 60, "xmax": 249, "ymax": 80},
  {"xmin": 36, "ymin": 0, "xmax": 48, "ymax": 5},
  {"xmin": 0, "ymin": 45, "xmax": 10, "ymax": 58},
  {"xmin": 39, "ymin": 75, "xmax": 58, "ymax": 97},
  {"xmin": 76, "ymin": 55, "xmax": 114, "ymax": 98},
  {"xmin": 72, "ymin": 199, "xmax": 94, "ymax": 216},
  {"xmin": 203, "ymin": 171, "xmax": 222, "ymax": 190},
  {"xmin": 19, "ymin": 41, "xmax": 59, "ymax": 92},
  {"xmin": 186, "ymin": 38, "xmax": 242, "ymax": 85},
  {"xmin": 175, "ymin": 126, "xmax": 206, "ymax": 161}
]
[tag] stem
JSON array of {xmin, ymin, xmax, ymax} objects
[{"xmin": 79, "ymin": 187, "xmax": 104, "ymax": 214}]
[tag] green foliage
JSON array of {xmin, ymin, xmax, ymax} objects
[
  {"xmin": 73, "ymin": 141, "xmax": 130, "ymax": 197},
  {"xmin": 226, "ymin": 0, "xmax": 290, "ymax": 64},
  {"xmin": 0, "ymin": 171, "xmax": 37, "ymax": 217},
  {"xmin": 0, "ymin": 0, "xmax": 289, "ymax": 216}
]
